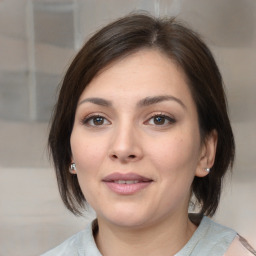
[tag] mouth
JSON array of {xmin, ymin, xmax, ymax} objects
[
  {"xmin": 102, "ymin": 172, "xmax": 153, "ymax": 195},
  {"xmin": 112, "ymin": 180, "xmax": 140, "ymax": 184}
]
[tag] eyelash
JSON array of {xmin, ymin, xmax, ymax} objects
[
  {"xmin": 81, "ymin": 113, "xmax": 176, "ymax": 128},
  {"xmin": 81, "ymin": 114, "xmax": 111, "ymax": 127},
  {"xmin": 145, "ymin": 113, "xmax": 176, "ymax": 126}
]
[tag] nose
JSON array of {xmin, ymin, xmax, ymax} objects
[{"xmin": 109, "ymin": 122, "xmax": 143, "ymax": 163}]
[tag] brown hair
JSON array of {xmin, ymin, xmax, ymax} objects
[{"xmin": 48, "ymin": 13, "xmax": 235, "ymax": 216}]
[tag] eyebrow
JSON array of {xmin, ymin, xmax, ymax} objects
[
  {"xmin": 79, "ymin": 95, "xmax": 186, "ymax": 109},
  {"xmin": 137, "ymin": 95, "xmax": 186, "ymax": 109},
  {"xmin": 79, "ymin": 97, "xmax": 112, "ymax": 107}
]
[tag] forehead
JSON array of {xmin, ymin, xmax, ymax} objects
[{"xmin": 79, "ymin": 49, "xmax": 194, "ymax": 107}]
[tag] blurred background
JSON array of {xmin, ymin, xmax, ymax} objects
[{"xmin": 0, "ymin": 0, "xmax": 255, "ymax": 255}]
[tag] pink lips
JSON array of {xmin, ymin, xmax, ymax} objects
[{"xmin": 102, "ymin": 172, "xmax": 153, "ymax": 195}]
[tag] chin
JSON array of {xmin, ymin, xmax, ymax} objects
[
  {"xmin": 111, "ymin": 217, "xmax": 151, "ymax": 229},
  {"xmin": 97, "ymin": 206, "xmax": 153, "ymax": 229}
]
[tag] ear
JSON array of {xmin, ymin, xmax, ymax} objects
[
  {"xmin": 195, "ymin": 130, "xmax": 218, "ymax": 177},
  {"xmin": 69, "ymin": 157, "xmax": 77, "ymax": 174}
]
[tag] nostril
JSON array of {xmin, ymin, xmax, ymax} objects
[{"xmin": 110, "ymin": 154, "xmax": 137, "ymax": 160}]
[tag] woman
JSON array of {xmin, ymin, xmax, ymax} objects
[{"xmin": 43, "ymin": 14, "xmax": 255, "ymax": 255}]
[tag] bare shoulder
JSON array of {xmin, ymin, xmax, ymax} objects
[{"xmin": 225, "ymin": 235, "xmax": 256, "ymax": 256}]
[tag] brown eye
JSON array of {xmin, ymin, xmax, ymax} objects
[
  {"xmin": 153, "ymin": 116, "xmax": 165, "ymax": 125},
  {"xmin": 93, "ymin": 116, "xmax": 104, "ymax": 125},
  {"xmin": 82, "ymin": 115, "xmax": 111, "ymax": 127},
  {"xmin": 146, "ymin": 114, "xmax": 176, "ymax": 126}
]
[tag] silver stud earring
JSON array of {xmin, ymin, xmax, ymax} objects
[
  {"xmin": 69, "ymin": 163, "xmax": 77, "ymax": 173},
  {"xmin": 205, "ymin": 168, "xmax": 210, "ymax": 173}
]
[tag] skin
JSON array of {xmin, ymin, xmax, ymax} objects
[{"xmin": 70, "ymin": 49, "xmax": 217, "ymax": 256}]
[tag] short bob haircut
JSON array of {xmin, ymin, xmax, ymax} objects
[{"xmin": 48, "ymin": 13, "xmax": 235, "ymax": 217}]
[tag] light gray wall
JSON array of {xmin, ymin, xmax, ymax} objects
[{"xmin": 0, "ymin": 0, "xmax": 255, "ymax": 255}]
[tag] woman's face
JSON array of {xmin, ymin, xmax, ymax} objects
[{"xmin": 70, "ymin": 49, "xmax": 210, "ymax": 228}]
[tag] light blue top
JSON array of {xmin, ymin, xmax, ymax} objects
[{"xmin": 41, "ymin": 216, "xmax": 237, "ymax": 256}]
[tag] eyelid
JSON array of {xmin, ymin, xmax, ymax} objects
[
  {"xmin": 80, "ymin": 113, "xmax": 111, "ymax": 127},
  {"xmin": 144, "ymin": 112, "xmax": 176, "ymax": 126}
]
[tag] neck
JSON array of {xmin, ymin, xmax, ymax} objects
[{"xmin": 95, "ymin": 213, "xmax": 197, "ymax": 256}]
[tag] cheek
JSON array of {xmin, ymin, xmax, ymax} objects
[
  {"xmin": 149, "ymin": 135, "xmax": 200, "ymax": 206},
  {"xmin": 70, "ymin": 131, "xmax": 108, "ymax": 174},
  {"xmin": 70, "ymin": 133, "xmax": 106, "ymax": 202},
  {"xmin": 147, "ymin": 132, "xmax": 200, "ymax": 177}
]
